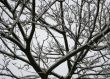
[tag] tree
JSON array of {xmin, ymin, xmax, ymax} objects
[{"xmin": 0, "ymin": 0, "xmax": 110, "ymax": 79}]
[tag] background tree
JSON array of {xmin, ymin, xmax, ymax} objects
[{"xmin": 0, "ymin": 0, "xmax": 110, "ymax": 79}]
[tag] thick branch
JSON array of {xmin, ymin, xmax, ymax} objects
[
  {"xmin": 47, "ymin": 24, "xmax": 110, "ymax": 74},
  {"xmin": 0, "ymin": 50, "xmax": 30, "ymax": 64}
]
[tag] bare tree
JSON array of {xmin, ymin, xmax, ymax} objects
[{"xmin": 0, "ymin": 0, "xmax": 110, "ymax": 79}]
